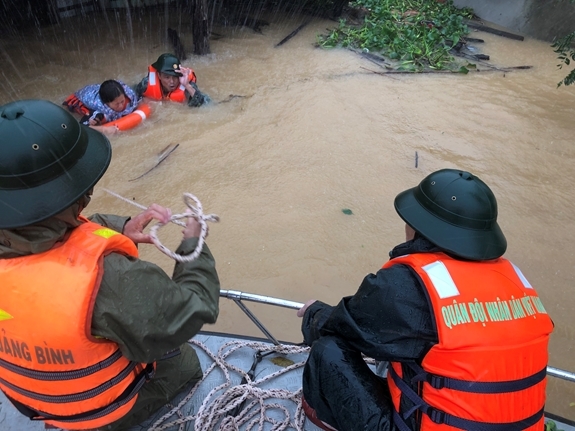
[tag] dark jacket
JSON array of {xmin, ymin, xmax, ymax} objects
[
  {"xmin": 301, "ymin": 237, "xmax": 441, "ymax": 430},
  {"xmin": 301, "ymin": 236, "xmax": 439, "ymax": 359}
]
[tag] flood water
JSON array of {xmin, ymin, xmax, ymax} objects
[{"xmin": 1, "ymin": 6, "xmax": 574, "ymax": 420}]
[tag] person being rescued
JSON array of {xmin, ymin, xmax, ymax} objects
[
  {"xmin": 63, "ymin": 79, "xmax": 142, "ymax": 135},
  {"xmin": 134, "ymin": 53, "xmax": 211, "ymax": 107}
]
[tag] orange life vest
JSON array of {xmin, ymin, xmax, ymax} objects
[
  {"xmin": 383, "ymin": 252, "xmax": 553, "ymax": 431},
  {"xmin": 0, "ymin": 219, "xmax": 155, "ymax": 430},
  {"xmin": 142, "ymin": 65, "xmax": 197, "ymax": 103},
  {"xmin": 62, "ymin": 93, "xmax": 92, "ymax": 117}
]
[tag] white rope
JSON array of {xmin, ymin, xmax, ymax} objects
[
  {"xmin": 146, "ymin": 340, "xmax": 311, "ymax": 431},
  {"xmin": 102, "ymin": 189, "xmax": 219, "ymax": 262}
]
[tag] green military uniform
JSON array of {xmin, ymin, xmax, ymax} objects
[
  {"xmin": 0, "ymin": 206, "xmax": 220, "ymax": 431},
  {"xmin": 0, "ymin": 99, "xmax": 219, "ymax": 430}
]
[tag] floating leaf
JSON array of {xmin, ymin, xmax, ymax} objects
[
  {"xmin": 544, "ymin": 420, "xmax": 557, "ymax": 431},
  {"xmin": 342, "ymin": 208, "xmax": 353, "ymax": 215},
  {"xmin": 270, "ymin": 356, "xmax": 295, "ymax": 367}
]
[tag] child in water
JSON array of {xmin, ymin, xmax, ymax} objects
[{"xmin": 63, "ymin": 79, "xmax": 141, "ymax": 135}]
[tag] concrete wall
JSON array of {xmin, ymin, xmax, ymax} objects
[
  {"xmin": 453, "ymin": 0, "xmax": 575, "ymax": 41},
  {"xmin": 53, "ymin": 0, "xmax": 174, "ymax": 18}
]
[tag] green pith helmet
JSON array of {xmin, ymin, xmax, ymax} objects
[
  {"xmin": 151, "ymin": 53, "xmax": 182, "ymax": 76},
  {"xmin": 0, "ymin": 100, "xmax": 111, "ymax": 229},
  {"xmin": 394, "ymin": 169, "xmax": 507, "ymax": 260}
]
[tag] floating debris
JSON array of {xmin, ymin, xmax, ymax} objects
[
  {"xmin": 275, "ymin": 20, "xmax": 311, "ymax": 47},
  {"xmin": 129, "ymin": 143, "xmax": 179, "ymax": 181},
  {"xmin": 217, "ymin": 94, "xmax": 253, "ymax": 104},
  {"xmin": 270, "ymin": 356, "xmax": 295, "ymax": 368},
  {"xmin": 342, "ymin": 208, "xmax": 353, "ymax": 215}
]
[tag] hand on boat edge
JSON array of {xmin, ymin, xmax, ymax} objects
[{"xmin": 297, "ymin": 299, "xmax": 317, "ymax": 318}]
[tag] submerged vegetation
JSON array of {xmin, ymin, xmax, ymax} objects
[
  {"xmin": 318, "ymin": 0, "xmax": 475, "ymax": 72},
  {"xmin": 551, "ymin": 0, "xmax": 575, "ymax": 87},
  {"xmin": 545, "ymin": 419, "xmax": 565, "ymax": 431},
  {"xmin": 552, "ymin": 30, "xmax": 575, "ymax": 87}
]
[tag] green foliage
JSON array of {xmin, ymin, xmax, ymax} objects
[
  {"xmin": 552, "ymin": 30, "xmax": 575, "ymax": 87},
  {"xmin": 545, "ymin": 419, "xmax": 565, "ymax": 431},
  {"xmin": 317, "ymin": 0, "xmax": 475, "ymax": 71}
]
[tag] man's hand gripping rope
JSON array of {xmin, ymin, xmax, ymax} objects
[
  {"xmin": 104, "ymin": 189, "xmax": 219, "ymax": 262},
  {"xmin": 149, "ymin": 193, "xmax": 219, "ymax": 262}
]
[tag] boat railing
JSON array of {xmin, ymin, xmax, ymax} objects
[
  {"xmin": 220, "ymin": 289, "xmax": 575, "ymax": 384},
  {"xmin": 220, "ymin": 289, "xmax": 304, "ymax": 346}
]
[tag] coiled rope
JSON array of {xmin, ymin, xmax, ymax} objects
[
  {"xmin": 147, "ymin": 340, "xmax": 311, "ymax": 431},
  {"xmin": 103, "ymin": 189, "xmax": 219, "ymax": 262}
]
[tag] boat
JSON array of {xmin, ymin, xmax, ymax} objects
[{"xmin": 1, "ymin": 290, "xmax": 574, "ymax": 431}]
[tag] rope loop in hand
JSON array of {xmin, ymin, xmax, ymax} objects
[{"xmin": 149, "ymin": 193, "xmax": 219, "ymax": 262}]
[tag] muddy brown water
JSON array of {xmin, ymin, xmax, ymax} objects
[{"xmin": 1, "ymin": 9, "xmax": 574, "ymax": 420}]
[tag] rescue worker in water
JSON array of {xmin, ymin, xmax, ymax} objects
[
  {"xmin": 134, "ymin": 53, "xmax": 211, "ymax": 107},
  {"xmin": 0, "ymin": 99, "xmax": 220, "ymax": 430},
  {"xmin": 297, "ymin": 168, "xmax": 554, "ymax": 431}
]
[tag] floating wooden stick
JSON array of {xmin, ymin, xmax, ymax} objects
[
  {"xmin": 275, "ymin": 20, "xmax": 311, "ymax": 47},
  {"xmin": 360, "ymin": 66, "xmax": 451, "ymax": 75},
  {"xmin": 129, "ymin": 143, "xmax": 179, "ymax": 181},
  {"xmin": 360, "ymin": 65, "xmax": 531, "ymax": 76},
  {"xmin": 216, "ymin": 94, "xmax": 252, "ymax": 104},
  {"xmin": 462, "ymin": 37, "xmax": 484, "ymax": 43},
  {"xmin": 466, "ymin": 21, "xmax": 524, "ymax": 41}
]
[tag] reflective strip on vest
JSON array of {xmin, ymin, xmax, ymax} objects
[
  {"xmin": 421, "ymin": 261, "xmax": 459, "ymax": 299},
  {"xmin": 511, "ymin": 262, "xmax": 533, "ymax": 288}
]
